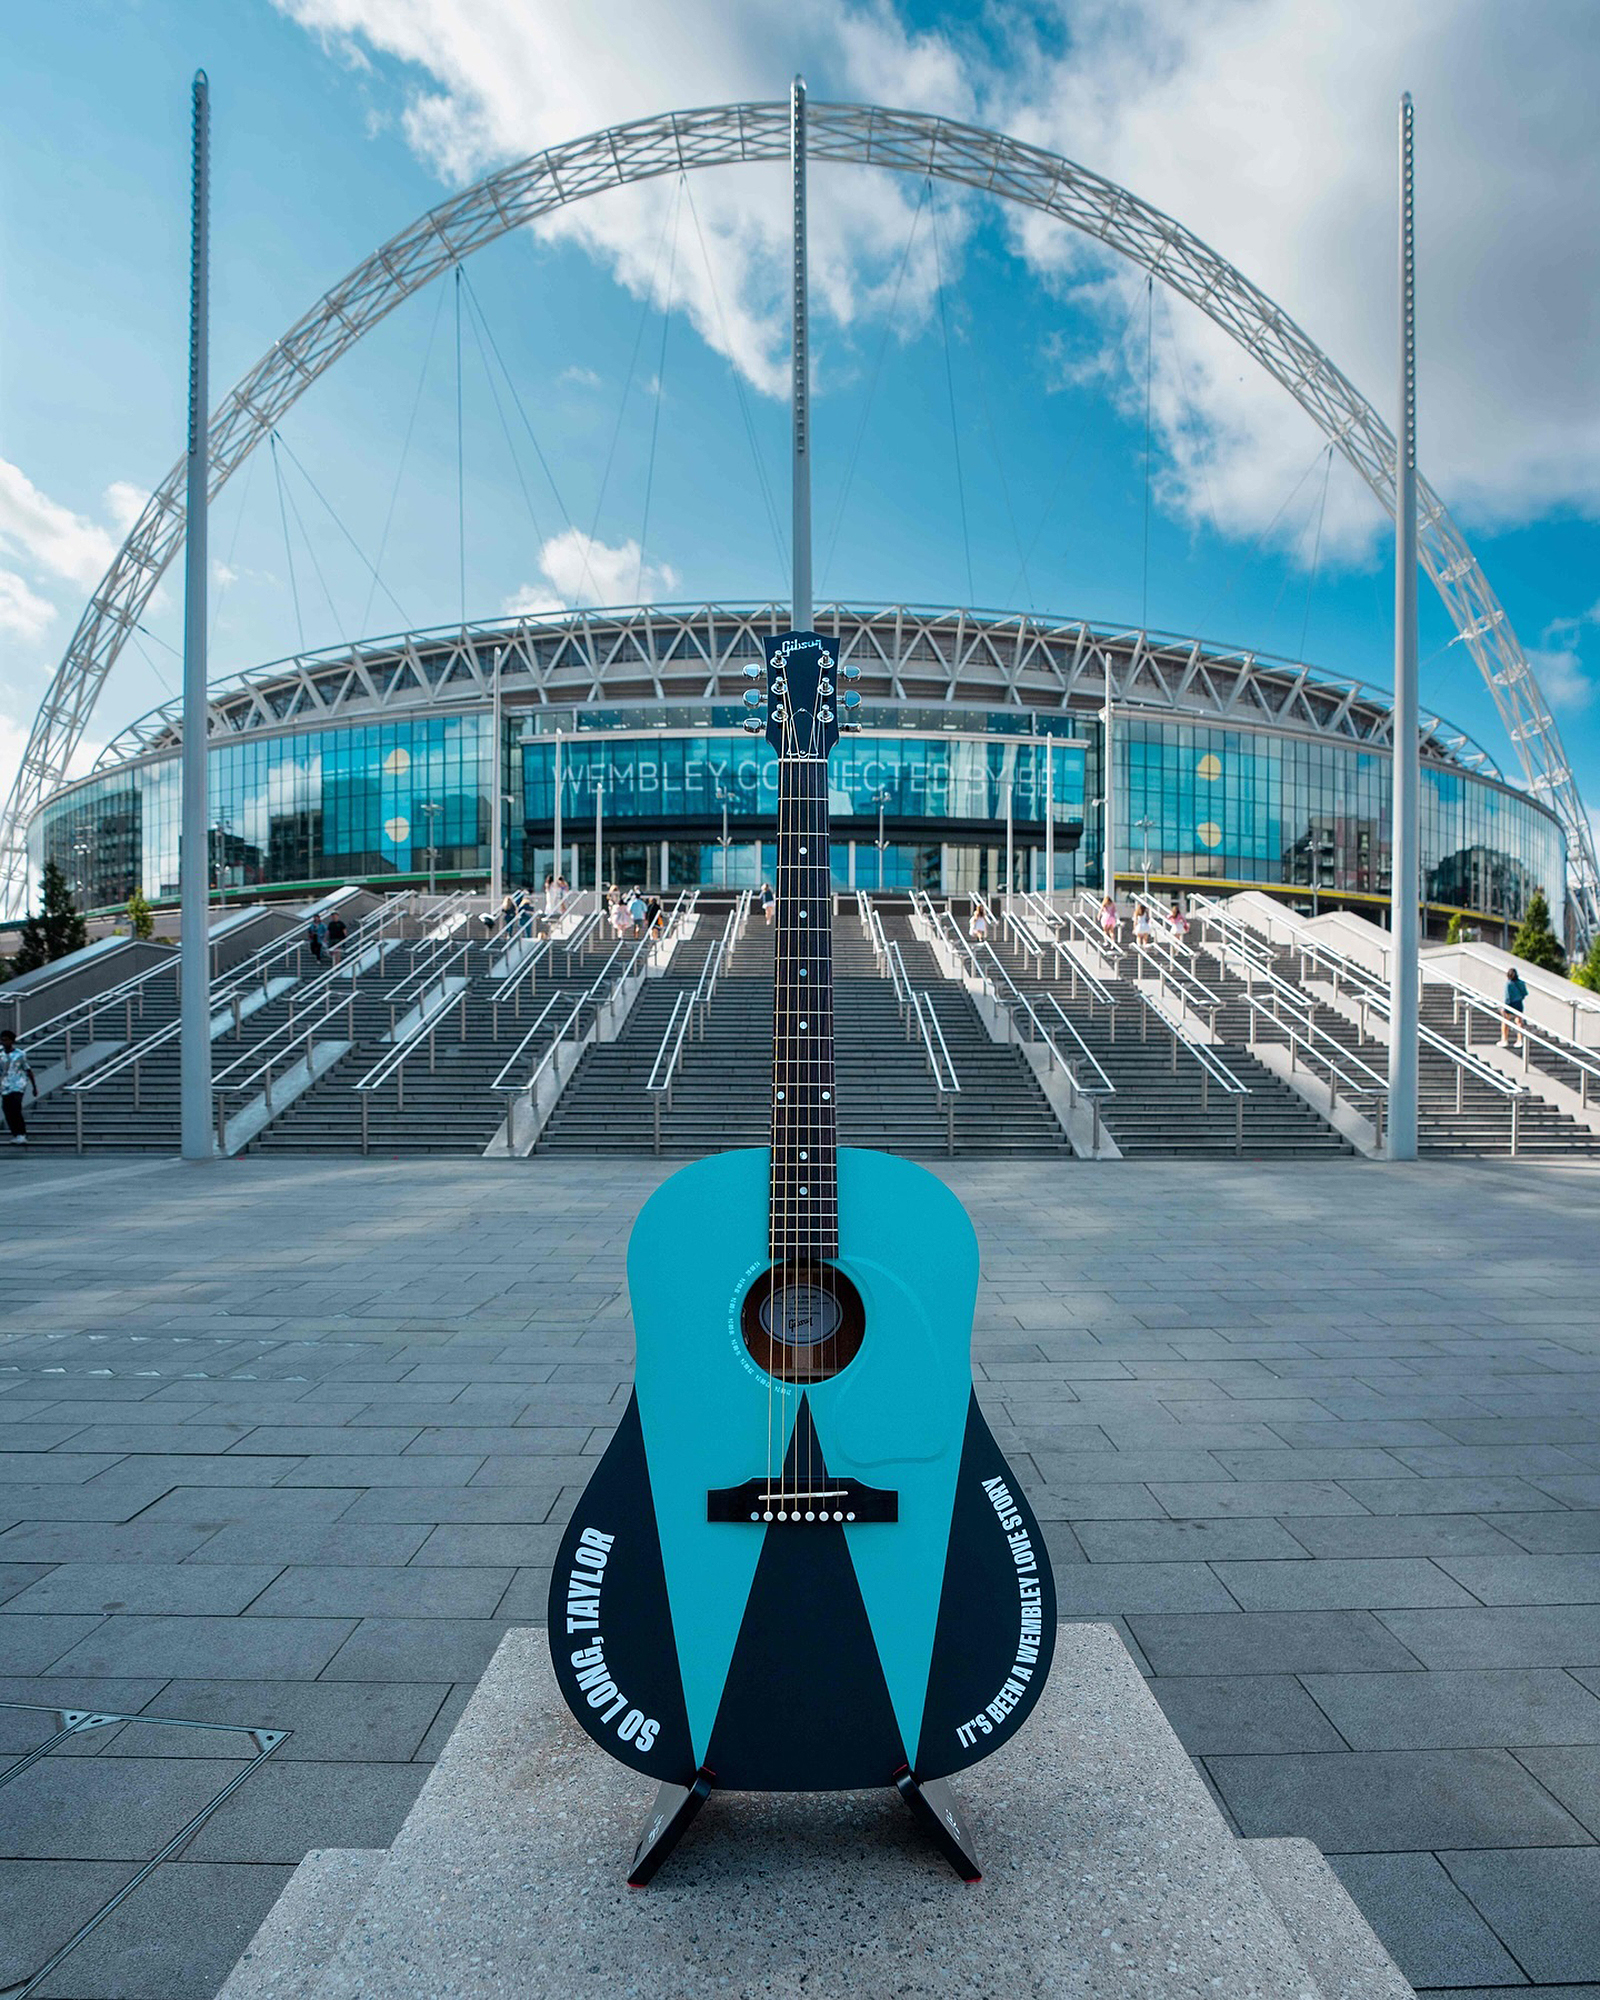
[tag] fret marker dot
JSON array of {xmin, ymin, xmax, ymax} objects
[
  {"xmin": 799, "ymin": 1150, "xmax": 807, "ymax": 1160},
  {"xmin": 800, "ymin": 1187, "xmax": 809, "ymax": 1197},
  {"xmin": 822, "ymin": 1090, "xmax": 831, "ymax": 1101},
  {"xmin": 800, "ymin": 1021, "xmax": 808, "ymax": 1031},
  {"xmin": 776, "ymin": 1090, "xmax": 786, "ymax": 1101}
]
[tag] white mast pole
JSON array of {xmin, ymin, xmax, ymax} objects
[
  {"xmin": 1389, "ymin": 93, "xmax": 1420, "ymax": 1161},
  {"xmin": 791, "ymin": 76, "xmax": 811, "ymax": 633},
  {"xmin": 180, "ymin": 71, "xmax": 212, "ymax": 1162}
]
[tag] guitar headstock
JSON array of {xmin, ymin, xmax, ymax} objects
[{"xmin": 745, "ymin": 632, "xmax": 860, "ymax": 760}]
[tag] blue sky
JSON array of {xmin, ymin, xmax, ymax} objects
[{"xmin": 2, "ymin": 0, "xmax": 1596, "ymax": 838}]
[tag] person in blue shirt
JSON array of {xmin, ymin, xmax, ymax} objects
[
  {"xmin": 1501, "ymin": 967, "xmax": 1529, "ymax": 1050},
  {"xmin": 0, "ymin": 1029, "xmax": 38, "ymax": 1145}
]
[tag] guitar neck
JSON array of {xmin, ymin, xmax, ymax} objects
[{"xmin": 770, "ymin": 754, "xmax": 837, "ymax": 1262}]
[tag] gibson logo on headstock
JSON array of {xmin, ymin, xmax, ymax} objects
[{"xmin": 762, "ymin": 630, "xmax": 840, "ymax": 761}]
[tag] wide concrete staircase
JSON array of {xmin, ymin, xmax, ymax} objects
[
  {"xmin": 539, "ymin": 905, "xmax": 1070, "ymax": 1159},
  {"xmin": 970, "ymin": 910, "xmax": 1350, "ymax": 1159}
]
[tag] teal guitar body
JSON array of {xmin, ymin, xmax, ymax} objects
[{"xmin": 547, "ymin": 628, "xmax": 1054, "ymax": 1875}]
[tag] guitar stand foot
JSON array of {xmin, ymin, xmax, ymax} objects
[
  {"xmin": 894, "ymin": 1767, "xmax": 982, "ymax": 1882},
  {"xmin": 628, "ymin": 1768, "xmax": 714, "ymax": 1886}
]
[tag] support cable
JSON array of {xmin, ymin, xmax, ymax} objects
[
  {"xmin": 1266, "ymin": 444, "xmax": 1333, "ymax": 631},
  {"xmin": 209, "ymin": 445, "xmax": 259, "ymax": 647},
  {"xmin": 637, "ymin": 178, "xmax": 684, "ymax": 601},
  {"xmin": 272, "ymin": 434, "xmax": 345, "ymax": 646},
  {"xmin": 819, "ymin": 177, "xmax": 927, "ymax": 593},
  {"xmin": 460, "ymin": 277, "xmax": 553, "ymax": 555},
  {"xmin": 581, "ymin": 190, "xmax": 681, "ymax": 604},
  {"xmin": 458, "ymin": 264, "xmax": 576, "ymax": 533},
  {"xmin": 271, "ymin": 431, "xmax": 413, "ymax": 631},
  {"xmin": 362, "ymin": 277, "xmax": 448, "ymax": 632},
  {"xmin": 681, "ymin": 176, "xmax": 787, "ymax": 578},
  {"xmin": 927, "ymin": 180, "xmax": 973, "ymax": 606},
  {"xmin": 269, "ymin": 432, "xmax": 305, "ymax": 652}
]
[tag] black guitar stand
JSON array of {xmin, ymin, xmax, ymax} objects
[
  {"xmin": 628, "ymin": 1768, "xmax": 715, "ymax": 1885},
  {"xmin": 894, "ymin": 1767, "xmax": 982, "ymax": 1882},
  {"xmin": 627, "ymin": 1767, "xmax": 980, "ymax": 1886}
]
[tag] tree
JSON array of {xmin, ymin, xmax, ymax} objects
[
  {"xmin": 1510, "ymin": 890, "xmax": 1566, "ymax": 976},
  {"xmin": 10, "ymin": 860, "xmax": 89, "ymax": 975},
  {"xmin": 1445, "ymin": 910, "xmax": 1467, "ymax": 945},
  {"xmin": 1573, "ymin": 933, "xmax": 1600, "ymax": 995},
  {"xmin": 126, "ymin": 890, "xmax": 155, "ymax": 941}
]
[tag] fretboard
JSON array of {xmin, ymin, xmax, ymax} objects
[{"xmin": 770, "ymin": 754, "xmax": 837, "ymax": 1261}]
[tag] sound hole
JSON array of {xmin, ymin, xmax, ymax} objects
[{"xmin": 740, "ymin": 1261, "xmax": 865, "ymax": 1383}]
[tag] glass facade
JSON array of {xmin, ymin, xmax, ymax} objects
[
  {"xmin": 29, "ymin": 700, "xmax": 1563, "ymax": 931},
  {"xmin": 1115, "ymin": 718, "xmax": 1565, "ymax": 929}
]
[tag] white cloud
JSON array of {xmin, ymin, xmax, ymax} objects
[
  {"xmin": 993, "ymin": 0, "xmax": 1600, "ymax": 552},
  {"xmin": 502, "ymin": 527, "xmax": 680, "ymax": 614},
  {"xmin": 275, "ymin": 0, "xmax": 1600, "ymax": 564},
  {"xmin": 273, "ymin": 0, "xmax": 970, "ymax": 398},
  {"xmin": 0, "ymin": 457, "xmax": 118, "ymax": 590},
  {"xmin": 1529, "ymin": 601, "xmax": 1600, "ymax": 712},
  {"xmin": 0, "ymin": 571, "xmax": 56, "ymax": 643},
  {"xmin": 559, "ymin": 365, "xmax": 602, "ymax": 389},
  {"xmin": 103, "ymin": 481, "xmax": 148, "ymax": 535}
]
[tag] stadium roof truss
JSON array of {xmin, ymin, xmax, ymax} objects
[
  {"xmin": 90, "ymin": 603, "xmax": 1502, "ymax": 783},
  {"xmin": 4, "ymin": 100, "xmax": 1590, "ymax": 932}
]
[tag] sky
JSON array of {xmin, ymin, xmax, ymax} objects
[{"xmin": 1, "ymin": 0, "xmax": 1597, "ymax": 843}]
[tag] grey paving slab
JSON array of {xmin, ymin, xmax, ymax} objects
[
  {"xmin": 1149, "ymin": 1674, "xmax": 1349, "ymax": 1755},
  {"xmin": 1128, "ymin": 1610, "xmax": 1425, "ymax": 1677},
  {"xmin": 1304, "ymin": 1667, "xmax": 1600, "ymax": 1750},
  {"xmin": 1440, "ymin": 1847, "xmax": 1600, "ymax": 1985},
  {"xmin": 1073, "ymin": 1517, "xmax": 1310, "ymax": 1562},
  {"xmin": 187, "ymin": 1523, "xmax": 430, "ymax": 1566},
  {"xmin": 318, "ymin": 1617, "xmax": 514, "ymax": 1682},
  {"xmin": 1210, "ymin": 1558, "xmax": 1477, "ymax": 1611},
  {"xmin": 107, "ymin": 1680, "xmax": 453, "ymax": 1763},
  {"xmin": 1208, "ymin": 1746, "xmax": 1589, "ymax": 1852},
  {"xmin": 1512, "ymin": 1745, "xmax": 1600, "ymax": 1838},
  {"xmin": 30, "ymin": 1858, "xmax": 295, "ymax": 2000},
  {"xmin": 340, "ymin": 1484, "xmax": 564, "ymax": 1524},
  {"xmin": 246, "ymin": 1565, "xmax": 512, "ymax": 1620},
  {"xmin": 1051, "ymin": 1561, "xmax": 1239, "ymax": 1614},
  {"xmin": 0, "ymin": 1754, "xmax": 251, "ymax": 1859},
  {"xmin": 1377, "ymin": 1604, "xmax": 1600, "ymax": 1668},
  {"xmin": 1436, "ymin": 1552, "xmax": 1600, "ymax": 1603},
  {"xmin": 185, "ymin": 1759, "xmax": 429, "ymax": 1863},
  {"xmin": 2, "ymin": 1562, "xmax": 282, "ymax": 1616},
  {"xmin": 1281, "ymin": 1514, "xmax": 1525, "ymax": 1558},
  {"xmin": 0, "ymin": 1858, "xmax": 138, "ymax": 1994},
  {"xmin": 0, "ymin": 1614, "xmax": 106, "ymax": 1675},
  {"xmin": 48, "ymin": 1613, "xmax": 356, "ymax": 1681},
  {"xmin": 1338, "ymin": 1476, "xmax": 1565, "ymax": 1513},
  {"xmin": 1150, "ymin": 1480, "xmax": 1374, "ymax": 1517},
  {"xmin": 1327, "ymin": 1852, "xmax": 1527, "ymax": 1990}
]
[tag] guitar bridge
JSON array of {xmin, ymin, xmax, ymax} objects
[{"xmin": 707, "ymin": 1477, "xmax": 897, "ymax": 1525}]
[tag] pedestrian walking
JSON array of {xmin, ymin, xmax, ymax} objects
[
  {"xmin": 1133, "ymin": 902, "xmax": 1153, "ymax": 947},
  {"xmin": 500, "ymin": 892, "xmax": 517, "ymax": 936},
  {"xmin": 1502, "ymin": 967, "xmax": 1529, "ymax": 1049},
  {"xmin": 326, "ymin": 915, "xmax": 348, "ymax": 968},
  {"xmin": 306, "ymin": 917, "xmax": 326, "ymax": 965},
  {"xmin": 644, "ymin": 893, "xmax": 663, "ymax": 938},
  {"xmin": 542, "ymin": 875, "xmax": 563, "ymax": 922},
  {"xmin": 969, "ymin": 900, "xmax": 990, "ymax": 943},
  {"xmin": 0, "ymin": 1029, "xmax": 38, "ymax": 1146},
  {"xmin": 1098, "ymin": 893, "xmax": 1119, "ymax": 945},
  {"xmin": 1167, "ymin": 900, "xmax": 1190, "ymax": 943},
  {"xmin": 513, "ymin": 887, "xmax": 533, "ymax": 938},
  {"xmin": 628, "ymin": 889, "xmax": 648, "ymax": 939},
  {"xmin": 759, "ymin": 882, "xmax": 775, "ymax": 927}
]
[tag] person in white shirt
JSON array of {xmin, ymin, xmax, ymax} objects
[{"xmin": 0, "ymin": 1030, "xmax": 38, "ymax": 1145}]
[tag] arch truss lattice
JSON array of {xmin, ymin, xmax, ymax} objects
[{"xmin": 4, "ymin": 100, "xmax": 1592, "ymax": 936}]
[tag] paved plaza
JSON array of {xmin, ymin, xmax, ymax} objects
[{"xmin": 2, "ymin": 1149, "xmax": 1600, "ymax": 1997}]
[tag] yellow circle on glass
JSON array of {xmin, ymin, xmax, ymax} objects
[
  {"xmin": 383, "ymin": 815, "xmax": 410, "ymax": 844},
  {"xmin": 383, "ymin": 748, "xmax": 412, "ymax": 776},
  {"xmin": 1196, "ymin": 821, "xmax": 1223, "ymax": 849},
  {"xmin": 1197, "ymin": 753, "xmax": 1222, "ymax": 781}
]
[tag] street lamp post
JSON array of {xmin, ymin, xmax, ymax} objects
[
  {"xmin": 420, "ymin": 801, "xmax": 441, "ymax": 899},
  {"xmin": 593, "ymin": 772, "xmax": 605, "ymax": 911},
  {"xmin": 872, "ymin": 788, "xmax": 890, "ymax": 891},
  {"xmin": 211, "ymin": 814, "xmax": 232, "ymax": 909},
  {"xmin": 1135, "ymin": 814, "xmax": 1154, "ymax": 903},
  {"xmin": 715, "ymin": 783, "xmax": 732, "ymax": 888},
  {"xmin": 488, "ymin": 646, "xmax": 505, "ymax": 912}
]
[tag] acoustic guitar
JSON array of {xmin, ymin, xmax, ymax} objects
[{"xmin": 548, "ymin": 631, "xmax": 1056, "ymax": 1883}]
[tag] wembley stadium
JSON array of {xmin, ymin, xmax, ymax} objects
[{"xmin": 28, "ymin": 599, "xmax": 1565, "ymax": 939}]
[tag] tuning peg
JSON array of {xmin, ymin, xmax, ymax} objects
[
  {"xmin": 818, "ymin": 705, "xmax": 834, "ymax": 723},
  {"xmin": 840, "ymin": 720, "xmax": 863, "ymax": 734},
  {"xmin": 743, "ymin": 690, "xmax": 762, "ymax": 707},
  {"xmin": 742, "ymin": 663, "xmax": 763, "ymax": 679},
  {"xmin": 841, "ymin": 664, "xmax": 860, "ymax": 681},
  {"xmin": 742, "ymin": 716, "xmax": 764, "ymax": 733},
  {"xmin": 842, "ymin": 690, "xmax": 861, "ymax": 709}
]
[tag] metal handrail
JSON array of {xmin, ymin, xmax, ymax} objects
[
  {"xmin": 210, "ymin": 986, "xmax": 360, "ymax": 1151},
  {"xmin": 1438, "ymin": 979, "xmax": 1600, "ymax": 1104},
  {"xmin": 1037, "ymin": 992, "xmax": 1116, "ymax": 1097},
  {"xmin": 1018, "ymin": 891, "xmax": 1118, "ymax": 1009},
  {"xmin": 383, "ymin": 935, "xmax": 480, "ymax": 1015},
  {"xmin": 909, "ymin": 988, "xmax": 960, "ymax": 1155},
  {"xmin": 14, "ymin": 953, "xmax": 181, "ymax": 1070},
  {"xmin": 489, "ymin": 991, "xmax": 566, "ymax": 1092},
  {"xmin": 884, "ymin": 939, "xmax": 913, "ymax": 1010}
]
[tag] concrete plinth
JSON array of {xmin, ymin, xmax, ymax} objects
[{"xmin": 217, "ymin": 1623, "xmax": 1411, "ymax": 2000}]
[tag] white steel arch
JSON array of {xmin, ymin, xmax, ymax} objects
[{"xmin": 5, "ymin": 100, "xmax": 1592, "ymax": 935}]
